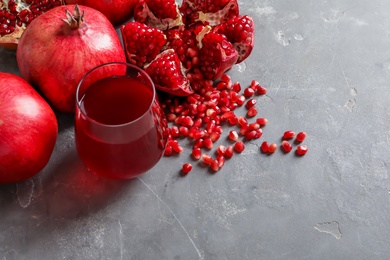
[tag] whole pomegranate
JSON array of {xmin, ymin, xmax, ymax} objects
[
  {"xmin": 16, "ymin": 4, "xmax": 126, "ymax": 112},
  {"xmin": 64, "ymin": 0, "xmax": 139, "ymax": 26},
  {"xmin": 0, "ymin": 72, "xmax": 58, "ymax": 184},
  {"xmin": 0, "ymin": 0, "xmax": 64, "ymax": 48}
]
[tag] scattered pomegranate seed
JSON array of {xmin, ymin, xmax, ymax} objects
[
  {"xmin": 217, "ymin": 155, "xmax": 225, "ymax": 168},
  {"xmin": 256, "ymin": 117, "xmax": 268, "ymax": 126},
  {"xmin": 164, "ymin": 145, "xmax": 173, "ymax": 156},
  {"xmin": 228, "ymin": 130, "xmax": 239, "ymax": 141},
  {"xmin": 283, "ymin": 130, "xmax": 295, "ymax": 139},
  {"xmin": 234, "ymin": 141, "xmax": 245, "ymax": 153},
  {"xmin": 247, "ymin": 106, "xmax": 258, "ymax": 117},
  {"xmin": 296, "ymin": 145, "xmax": 308, "ymax": 155},
  {"xmin": 245, "ymin": 99, "xmax": 257, "ymax": 109},
  {"xmin": 202, "ymin": 154, "xmax": 213, "ymax": 165},
  {"xmin": 244, "ymin": 87, "xmax": 255, "ymax": 97},
  {"xmin": 268, "ymin": 143, "xmax": 277, "ymax": 153},
  {"xmin": 179, "ymin": 126, "xmax": 189, "ymax": 136},
  {"xmin": 296, "ymin": 132, "xmax": 307, "ymax": 142},
  {"xmin": 181, "ymin": 163, "xmax": 192, "ymax": 175},
  {"xmin": 256, "ymin": 85, "xmax": 267, "ymax": 95},
  {"xmin": 245, "ymin": 130, "xmax": 257, "ymax": 140},
  {"xmin": 216, "ymin": 145, "xmax": 227, "ymax": 156},
  {"xmin": 204, "ymin": 137, "xmax": 213, "ymax": 149},
  {"xmin": 210, "ymin": 160, "xmax": 220, "ymax": 172},
  {"xmin": 225, "ymin": 146, "xmax": 234, "ymax": 158},
  {"xmin": 192, "ymin": 147, "xmax": 202, "ymax": 160},
  {"xmin": 237, "ymin": 116, "xmax": 248, "ymax": 127},
  {"xmin": 281, "ymin": 140, "xmax": 292, "ymax": 153},
  {"xmin": 260, "ymin": 141, "xmax": 269, "ymax": 153},
  {"xmin": 249, "ymin": 122, "xmax": 260, "ymax": 130}
]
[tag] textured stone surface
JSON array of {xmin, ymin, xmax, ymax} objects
[{"xmin": 2, "ymin": 0, "xmax": 390, "ymax": 259}]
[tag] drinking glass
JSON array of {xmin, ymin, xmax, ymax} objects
[{"xmin": 75, "ymin": 62, "xmax": 168, "ymax": 179}]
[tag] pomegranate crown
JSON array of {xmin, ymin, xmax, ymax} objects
[{"xmin": 62, "ymin": 4, "xmax": 85, "ymax": 29}]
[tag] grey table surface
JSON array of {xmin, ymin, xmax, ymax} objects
[{"xmin": 1, "ymin": 0, "xmax": 390, "ymax": 259}]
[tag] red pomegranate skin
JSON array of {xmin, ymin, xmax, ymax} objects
[
  {"xmin": 65, "ymin": 0, "xmax": 139, "ymax": 26},
  {"xmin": 0, "ymin": 72, "xmax": 58, "ymax": 184},
  {"xmin": 16, "ymin": 5, "xmax": 126, "ymax": 113}
]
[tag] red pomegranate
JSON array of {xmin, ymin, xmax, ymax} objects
[
  {"xmin": 16, "ymin": 5, "xmax": 126, "ymax": 113},
  {"xmin": 64, "ymin": 0, "xmax": 139, "ymax": 26},
  {"xmin": 0, "ymin": 0, "xmax": 64, "ymax": 49},
  {"xmin": 0, "ymin": 72, "xmax": 58, "ymax": 184}
]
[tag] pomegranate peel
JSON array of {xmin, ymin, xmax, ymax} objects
[{"xmin": 134, "ymin": 0, "xmax": 184, "ymax": 30}]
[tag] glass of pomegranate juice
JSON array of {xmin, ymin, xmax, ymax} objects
[{"xmin": 75, "ymin": 62, "xmax": 168, "ymax": 179}]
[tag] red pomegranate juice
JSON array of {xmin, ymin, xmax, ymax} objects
[{"xmin": 75, "ymin": 76, "xmax": 167, "ymax": 179}]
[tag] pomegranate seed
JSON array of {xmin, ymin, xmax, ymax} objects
[
  {"xmin": 202, "ymin": 154, "xmax": 213, "ymax": 165},
  {"xmin": 256, "ymin": 85, "xmax": 267, "ymax": 95},
  {"xmin": 254, "ymin": 129, "xmax": 263, "ymax": 139},
  {"xmin": 192, "ymin": 147, "xmax": 202, "ymax": 160},
  {"xmin": 256, "ymin": 117, "xmax": 268, "ymax": 126},
  {"xmin": 225, "ymin": 146, "xmax": 234, "ymax": 158},
  {"xmin": 245, "ymin": 99, "xmax": 257, "ymax": 109},
  {"xmin": 232, "ymin": 82, "xmax": 241, "ymax": 92},
  {"xmin": 281, "ymin": 140, "xmax": 292, "ymax": 153},
  {"xmin": 296, "ymin": 132, "xmax": 307, "ymax": 142},
  {"xmin": 236, "ymin": 95, "xmax": 246, "ymax": 106},
  {"xmin": 209, "ymin": 132, "xmax": 221, "ymax": 142},
  {"xmin": 216, "ymin": 155, "xmax": 225, "ymax": 168},
  {"xmin": 283, "ymin": 130, "xmax": 295, "ymax": 139},
  {"xmin": 181, "ymin": 163, "xmax": 192, "ymax": 175},
  {"xmin": 237, "ymin": 116, "xmax": 248, "ymax": 128},
  {"xmin": 260, "ymin": 141, "xmax": 269, "ymax": 153},
  {"xmin": 296, "ymin": 145, "xmax": 308, "ymax": 155},
  {"xmin": 204, "ymin": 137, "xmax": 213, "ymax": 149},
  {"xmin": 193, "ymin": 138, "xmax": 204, "ymax": 149},
  {"xmin": 247, "ymin": 106, "xmax": 258, "ymax": 117},
  {"xmin": 249, "ymin": 122, "xmax": 260, "ymax": 130},
  {"xmin": 216, "ymin": 145, "xmax": 227, "ymax": 156},
  {"xmin": 239, "ymin": 125, "xmax": 250, "ymax": 136},
  {"xmin": 228, "ymin": 116, "xmax": 238, "ymax": 125},
  {"xmin": 245, "ymin": 130, "xmax": 257, "ymax": 140},
  {"xmin": 171, "ymin": 126, "xmax": 180, "ymax": 138},
  {"xmin": 244, "ymin": 87, "xmax": 255, "ymax": 97},
  {"xmin": 179, "ymin": 126, "xmax": 189, "ymax": 136},
  {"xmin": 234, "ymin": 141, "xmax": 245, "ymax": 153},
  {"xmin": 250, "ymin": 80, "xmax": 259, "ymax": 90},
  {"xmin": 228, "ymin": 130, "xmax": 239, "ymax": 141},
  {"xmin": 164, "ymin": 145, "xmax": 173, "ymax": 156},
  {"xmin": 268, "ymin": 143, "xmax": 278, "ymax": 153},
  {"xmin": 167, "ymin": 113, "xmax": 176, "ymax": 122},
  {"xmin": 182, "ymin": 116, "xmax": 194, "ymax": 127},
  {"xmin": 210, "ymin": 160, "xmax": 220, "ymax": 172}
]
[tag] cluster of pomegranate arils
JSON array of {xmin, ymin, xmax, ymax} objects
[
  {"xmin": 0, "ymin": 0, "xmax": 62, "ymax": 37},
  {"xmin": 160, "ymin": 74, "xmax": 308, "ymax": 176}
]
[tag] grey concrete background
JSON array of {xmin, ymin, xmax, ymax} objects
[{"xmin": 1, "ymin": 0, "xmax": 390, "ymax": 259}]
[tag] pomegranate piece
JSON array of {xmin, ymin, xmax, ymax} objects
[
  {"xmin": 296, "ymin": 145, "xmax": 308, "ymax": 156},
  {"xmin": 214, "ymin": 15, "xmax": 255, "ymax": 63},
  {"xmin": 181, "ymin": 163, "xmax": 193, "ymax": 175},
  {"xmin": 247, "ymin": 106, "xmax": 258, "ymax": 117},
  {"xmin": 0, "ymin": 0, "xmax": 63, "ymax": 48},
  {"xmin": 201, "ymin": 154, "xmax": 213, "ymax": 165},
  {"xmin": 192, "ymin": 147, "xmax": 202, "ymax": 160},
  {"xmin": 144, "ymin": 49, "xmax": 194, "ymax": 96},
  {"xmin": 228, "ymin": 130, "xmax": 238, "ymax": 141},
  {"xmin": 210, "ymin": 159, "xmax": 220, "ymax": 172},
  {"xmin": 180, "ymin": 0, "xmax": 239, "ymax": 26},
  {"xmin": 198, "ymin": 31, "xmax": 238, "ymax": 80},
  {"xmin": 296, "ymin": 132, "xmax": 307, "ymax": 142},
  {"xmin": 134, "ymin": 0, "xmax": 183, "ymax": 30},
  {"xmin": 121, "ymin": 21, "xmax": 167, "ymax": 68},
  {"xmin": 281, "ymin": 140, "xmax": 292, "ymax": 153},
  {"xmin": 256, "ymin": 117, "xmax": 268, "ymax": 126}
]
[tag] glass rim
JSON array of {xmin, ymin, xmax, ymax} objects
[{"xmin": 75, "ymin": 62, "xmax": 156, "ymax": 128}]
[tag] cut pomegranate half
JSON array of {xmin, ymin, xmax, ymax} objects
[{"xmin": 0, "ymin": 0, "xmax": 63, "ymax": 48}]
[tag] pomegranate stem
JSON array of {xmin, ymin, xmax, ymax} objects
[{"xmin": 62, "ymin": 4, "xmax": 84, "ymax": 29}]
